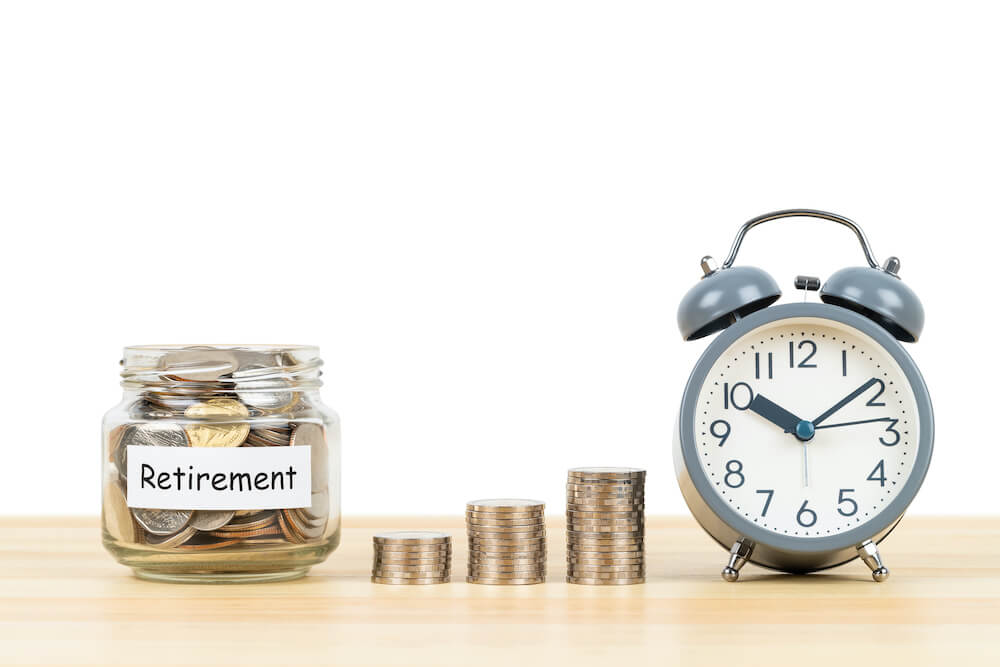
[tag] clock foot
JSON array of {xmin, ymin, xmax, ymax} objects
[
  {"xmin": 857, "ymin": 540, "xmax": 890, "ymax": 582},
  {"xmin": 721, "ymin": 539, "xmax": 754, "ymax": 582}
]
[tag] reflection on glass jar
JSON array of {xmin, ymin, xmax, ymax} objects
[{"xmin": 102, "ymin": 345, "xmax": 341, "ymax": 583}]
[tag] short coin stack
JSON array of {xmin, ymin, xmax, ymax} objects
[
  {"xmin": 566, "ymin": 467, "xmax": 646, "ymax": 585},
  {"xmin": 466, "ymin": 499, "xmax": 546, "ymax": 585},
  {"xmin": 371, "ymin": 531, "xmax": 451, "ymax": 584}
]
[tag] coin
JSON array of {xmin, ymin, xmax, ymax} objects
[
  {"xmin": 145, "ymin": 525, "xmax": 198, "ymax": 548},
  {"xmin": 102, "ymin": 481, "xmax": 135, "ymax": 542},
  {"xmin": 568, "ymin": 563, "xmax": 645, "ymax": 572},
  {"xmin": 183, "ymin": 398, "xmax": 251, "ymax": 447},
  {"xmin": 189, "ymin": 510, "xmax": 236, "ymax": 531},
  {"xmin": 466, "ymin": 517, "xmax": 546, "ymax": 527},
  {"xmin": 566, "ymin": 509, "xmax": 643, "ymax": 518},
  {"xmin": 466, "ymin": 576, "xmax": 544, "ymax": 585},
  {"xmin": 161, "ymin": 348, "xmax": 238, "ymax": 382},
  {"xmin": 469, "ymin": 534, "xmax": 545, "ymax": 548},
  {"xmin": 568, "ymin": 467, "xmax": 645, "ymax": 478},
  {"xmin": 566, "ymin": 576, "xmax": 645, "ymax": 585},
  {"xmin": 373, "ymin": 565, "xmax": 451, "ymax": 575},
  {"xmin": 290, "ymin": 422, "xmax": 328, "ymax": 492},
  {"xmin": 465, "ymin": 524, "xmax": 545, "ymax": 539},
  {"xmin": 375, "ymin": 545, "xmax": 453, "ymax": 554},
  {"xmin": 375, "ymin": 557, "xmax": 451, "ymax": 567},
  {"xmin": 233, "ymin": 364, "xmax": 296, "ymax": 410},
  {"xmin": 466, "ymin": 510, "xmax": 545, "ymax": 520},
  {"xmin": 468, "ymin": 565, "xmax": 545, "ymax": 574},
  {"xmin": 373, "ymin": 531, "xmax": 451, "ymax": 545},
  {"xmin": 468, "ymin": 557, "xmax": 546, "ymax": 566},
  {"xmin": 132, "ymin": 508, "xmax": 192, "ymax": 536},
  {"xmin": 115, "ymin": 422, "xmax": 190, "ymax": 478},
  {"xmin": 466, "ymin": 499, "xmax": 545, "ymax": 512},
  {"xmin": 371, "ymin": 576, "xmax": 449, "ymax": 585}
]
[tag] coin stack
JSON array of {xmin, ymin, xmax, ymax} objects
[
  {"xmin": 566, "ymin": 467, "xmax": 646, "ymax": 585},
  {"xmin": 371, "ymin": 531, "xmax": 452, "ymax": 584},
  {"xmin": 466, "ymin": 499, "xmax": 546, "ymax": 585}
]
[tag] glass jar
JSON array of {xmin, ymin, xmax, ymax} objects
[{"xmin": 101, "ymin": 345, "xmax": 341, "ymax": 583}]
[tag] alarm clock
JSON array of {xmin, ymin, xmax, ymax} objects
[{"xmin": 674, "ymin": 209, "xmax": 933, "ymax": 582}]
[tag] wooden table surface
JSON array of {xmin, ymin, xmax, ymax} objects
[{"xmin": 1, "ymin": 516, "xmax": 999, "ymax": 666}]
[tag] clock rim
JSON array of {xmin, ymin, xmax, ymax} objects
[{"xmin": 678, "ymin": 302, "xmax": 934, "ymax": 556}]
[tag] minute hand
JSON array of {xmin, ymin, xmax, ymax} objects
[{"xmin": 811, "ymin": 378, "xmax": 880, "ymax": 427}]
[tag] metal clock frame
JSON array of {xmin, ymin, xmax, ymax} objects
[{"xmin": 675, "ymin": 302, "xmax": 934, "ymax": 578}]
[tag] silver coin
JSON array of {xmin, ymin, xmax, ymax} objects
[
  {"xmin": 468, "ymin": 557, "xmax": 546, "ymax": 566},
  {"xmin": 568, "ymin": 467, "xmax": 645, "ymax": 477},
  {"xmin": 565, "ymin": 493, "xmax": 644, "ymax": 502},
  {"xmin": 189, "ymin": 510, "xmax": 236, "ymax": 531},
  {"xmin": 372, "ymin": 576, "xmax": 449, "ymax": 585},
  {"xmin": 567, "ymin": 576, "xmax": 645, "ymax": 585},
  {"xmin": 466, "ymin": 576, "xmax": 544, "ymax": 585},
  {"xmin": 374, "ymin": 531, "xmax": 451, "ymax": 544},
  {"xmin": 372, "ymin": 568, "xmax": 451, "ymax": 578},
  {"xmin": 375, "ymin": 545, "xmax": 453, "ymax": 555},
  {"xmin": 144, "ymin": 525, "xmax": 198, "ymax": 548},
  {"xmin": 115, "ymin": 422, "xmax": 190, "ymax": 478},
  {"xmin": 465, "ymin": 519, "xmax": 545, "ymax": 528},
  {"xmin": 466, "ymin": 510, "xmax": 545, "ymax": 520},
  {"xmin": 466, "ymin": 524, "xmax": 546, "ymax": 534},
  {"xmin": 373, "ymin": 566, "xmax": 451, "ymax": 575},
  {"xmin": 466, "ymin": 499, "xmax": 545, "ymax": 512},
  {"xmin": 567, "ymin": 512, "xmax": 645, "ymax": 520},
  {"xmin": 468, "ymin": 564, "xmax": 546, "ymax": 574},
  {"xmin": 468, "ymin": 535, "xmax": 546, "ymax": 544},
  {"xmin": 469, "ymin": 547, "xmax": 546, "ymax": 556},
  {"xmin": 569, "ymin": 561, "xmax": 645, "ymax": 569},
  {"xmin": 567, "ymin": 535, "xmax": 644, "ymax": 545},
  {"xmin": 567, "ymin": 546, "xmax": 643, "ymax": 555},
  {"xmin": 567, "ymin": 569, "xmax": 646, "ymax": 577},
  {"xmin": 233, "ymin": 364, "xmax": 295, "ymax": 410},
  {"xmin": 568, "ymin": 563, "xmax": 645, "ymax": 572},
  {"xmin": 132, "ymin": 508, "xmax": 192, "ymax": 536},
  {"xmin": 160, "ymin": 348, "xmax": 238, "ymax": 382}
]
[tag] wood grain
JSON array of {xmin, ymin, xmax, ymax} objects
[{"xmin": 1, "ymin": 516, "xmax": 998, "ymax": 665}]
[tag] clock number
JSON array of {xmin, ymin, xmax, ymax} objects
[
  {"xmin": 879, "ymin": 419, "xmax": 901, "ymax": 447},
  {"xmin": 723, "ymin": 382, "xmax": 753, "ymax": 410},
  {"xmin": 837, "ymin": 489, "xmax": 858, "ymax": 517},
  {"xmin": 789, "ymin": 340, "xmax": 818, "ymax": 368},
  {"xmin": 709, "ymin": 419, "xmax": 731, "ymax": 447},
  {"xmin": 796, "ymin": 500, "xmax": 817, "ymax": 527},
  {"xmin": 756, "ymin": 489, "xmax": 774, "ymax": 517},
  {"xmin": 754, "ymin": 352, "xmax": 773, "ymax": 380},
  {"xmin": 724, "ymin": 460, "xmax": 745, "ymax": 488},
  {"xmin": 842, "ymin": 350, "xmax": 847, "ymax": 377},
  {"xmin": 867, "ymin": 459, "xmax": 887, "ymax": 487},
  {"xmin": 866, "ymin": 379, "xmax": 886, "ymax": 407}
]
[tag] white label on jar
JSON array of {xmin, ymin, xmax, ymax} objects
[{"xmin": 126, "ymin": 445, "xmax": 312, "ymax": 510}]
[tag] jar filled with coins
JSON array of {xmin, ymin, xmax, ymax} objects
[{"xmin": 102, "ymin": 345, "xmax": 340, "ymax": 583}]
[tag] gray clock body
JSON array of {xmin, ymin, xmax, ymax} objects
[{"xmin": 675, "ymin": 302, "xmax": 934, "ymax": 573}]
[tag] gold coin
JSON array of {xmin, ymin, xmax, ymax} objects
[{"xmin": 183, "ymin": 398, "xmax": 251, "ymax": 447}]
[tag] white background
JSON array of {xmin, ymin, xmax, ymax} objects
[{"xmin": 0, "ymin": 1, "xmax": 996, "ymax": 517}]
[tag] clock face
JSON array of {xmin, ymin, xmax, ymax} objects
[{"xmin": 693, "ymin": 316, "xmax": 921, "ymax": 539}]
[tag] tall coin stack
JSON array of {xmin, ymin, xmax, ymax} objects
[
  {"xmin": 371, "ymin": 531, "xmax": 452, "ymax": 584},
  {"xmin": 466, "ymin": 499, "xmax": 546, "ymax": 585},
  {"xmin": 566, "ymin": 467, "xmax": 646, "ymax": 585}
]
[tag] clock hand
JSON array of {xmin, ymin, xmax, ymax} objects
[
  {"xmin": 815, "ymin": 417, "xmax": 895, "ymax": 430},
  {"xmin": 747, "ymin": 394, "xmax": 815, "ymax": 442},
  {"xmin": 811, "ymin": 378, "xmax": 880, "ymax": 427}
]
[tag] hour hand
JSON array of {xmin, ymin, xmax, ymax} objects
[{"xmin": 748, "ymin": 394, "xmax": 814, "ymax": 442}]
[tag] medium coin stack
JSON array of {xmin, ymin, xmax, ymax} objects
[
  {"xmin": 566, "ymin": 467, "xmax": 646, "ymax": 585},
  {"xmin": 371, "ymin": 531, "xmax": 452, "ymax": 584},
  {"xmin": 466, "ymin": 499, "xmax": 546, "ymax": 585}
]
